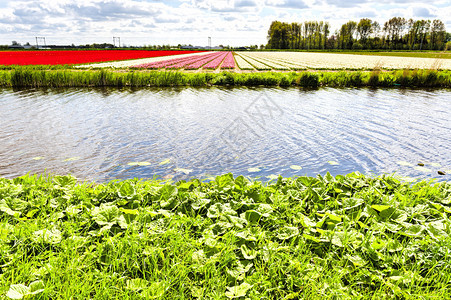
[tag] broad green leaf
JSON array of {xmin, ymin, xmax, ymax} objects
[
  {"xmin": 276, "ymin": 226, "xmax": 299, "ymax": 240},
  {"xmin": 342, "ymin": 197, "xmax": 364, "ymax": 210},
  {"xmin": 207, "ymin": 203, "xmax": 237, "ymax": 218},
  {"xmin": 159, "ymin": 159, "xmax": 171, "ymax": 165},
  {"xmin": 371, "ymin": 204, "xmax": 392, "ymax": 212},
  {"xmin": 386, "ymin": 239, "xmax": 403, "ymax": 252},
  {"xmin": 126, "ymin": 278, "xmax": 148, "ymax": 291},
  {"xmin": 120, "ymin": 208, "xmax": 139, "ymax": 215},
  {"xmin": 331, "ymin": 232, "xmax": 347, "ymax": 247},
  {"xmin": 158, "ymin": 185, "xmax": 178, "ymax": 209},
  {"xmin": 235, "ymin": 230, "xmax": 258, "ymax": 242},
  {"xmin": 240, "ymin": 244, "xmax": 257, "ymax": 260},
  {"xmin": 32, "ymin": 228, "xmax": 62, "ymax": 244},
  {"xmin": 28, "ymin": 280, "xmax": 45, "ymax": 295},
  {"xmin": 397, "ymin": 161, "xmax": 413, "ymax": 167},
  {"xmin": 141, "ymin": 281, "xmax": 166, "ymax": 299},
  {"xmin": 53, "ymin": 175, "xmax": 77, "ymax": 188},
  {"xmin": 118, "ymin": 181, "xmax": 136, "ymax": 199},
  {"xmin": 6, "ymin": 284, "xmax": 29, "ymax": 299},
  {"xmin": 290, "ymin": 165, "xmax": 303, "ymax": 170},
  {"xmin": 225, "ymin": 282, "xmax": 253, "ymax": 299},
  {"xmin": 0, "ymin": 198, "xmax": 28, "ymax": 216},
  {"xmin": 178, "ymin": 182, "xmax": 194, "ymax": 190},
  {"xmin": 346, "ymin": 255, "xmax": 366, "ymax": 267},
  {"xmin": 326, "ymin": 212, "xmax": 342, "ymax": 223},
  {"xmin": 401, "ymin": 224, "xmax": 424, "ymax": 237},
  {"xmin": 303, "ymin": 234, "xmax": 321, "ymax": 243},
  {"xmin": 244, "ymin": 210, "xmax": 261, "ymax": 224},
  {"xmin": 210, "ymin": 221, "xmax": 233, "ymax": 236},
  {"xmin": 128, "ymin": 161, "xmax": 151, "ymax": 166},
  {"xmin": 247, "ymin": 167, "xmax": 261, "ymax": 173},
  {"xmin": 297, "ymin": 213, "xmax": 316, "ymax": 228},
  {"xmin": 91, "ymin": 204, "xmax": 121, "ymax": 226},
  {"xmin": 191, "ymin": 198, "xmax": 211, "ymax": 210},
  {"xmin": 225, "ymin": 215, "xmax": 248, "ymax": 229},
  {"xmin": 192, "ymin": 249, "xmax": 207, "ymax": 264},
  {"xmin": 65, "ymin": 205, "xmax": 81, "ymax": 217}
]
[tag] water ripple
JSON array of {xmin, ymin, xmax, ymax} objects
[{"xmin": 0, "ymin": 87, "xmax": 450, "ymax": 182}]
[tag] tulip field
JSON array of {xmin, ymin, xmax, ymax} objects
[
  {"xmin": 131, "ymin": 51, "xmax": 236, "ymax": 70},
  {"xmin": 91, "ymin": 51, "xmax": 451, "ymax": 71},
  {"xmin": 0, "ymin": 50, "xmax": 203, "ymax": 66},
  {"xmin": 2, "ymin": 50, "xmax": 450, "ymax": 71}
]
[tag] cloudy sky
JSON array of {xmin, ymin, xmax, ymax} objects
[{"xmin": 0, "ymin": 0, "xmax": 450, "ymax": 47}]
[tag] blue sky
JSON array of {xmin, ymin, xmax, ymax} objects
[{"xmin": 0, "ymin": 0, "xmax": 449, "ymax": 47}]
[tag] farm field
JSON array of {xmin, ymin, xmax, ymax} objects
[
  {"xmin": 234, "ymin": 51, "xmax": 451, "ymax": 71},
  {"xmin": 79, "ymin": 51, "xmax": 451, "ymax": 71},
  {"xmin": 0, "ymin": 50, "xmax": 204, "ymax": 66},
  {"xmin": 2, "ymin": 50, "xmax": 451, "ymax": 71}
]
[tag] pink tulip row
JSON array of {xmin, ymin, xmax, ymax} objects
[
  {"xmin": 167, "ymin": 52, "xmax": 222, "ymax": 69},
  {"xmin": 202, "ymin": 52, "xmax": 228, "ymax": 69},
  {"xmin": 181, "ymin": 52, "xmax": 225, "ymax": 70},
  {"xmin": 220, "ymin": 52, "xmax": 236, "ymax": 69},
  {"xmin": 132, "ymin": 52, "xmax": 217, "ymax": 69},
  {"xmin": 132, "ymin": 52, "xmax": 236, "ymax": 70}
]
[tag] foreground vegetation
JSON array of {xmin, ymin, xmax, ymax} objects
[
  {"xmin": 1, "ymin": 173, "xmax": 451, "ymax": 299},
  {"xmin": 0, "ymin": 68, "xmax": 451, "ymax": 88}
]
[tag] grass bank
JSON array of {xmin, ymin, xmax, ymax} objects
[
  {"xmin": 1, "ymin": 173, "xmax": 451, "ymax": 299},
  {"xmin": 0, "ymin": 67, "xmax": 451, "ymax": 88}
]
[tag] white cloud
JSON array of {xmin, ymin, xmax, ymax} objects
[{"xmin": 0, "ymin": 0, "xmax": 449, "ymax": 46}]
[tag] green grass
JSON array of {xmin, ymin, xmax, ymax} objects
[
  {"xmin": 1, "ymin": 68, "xmax": 451, "ymax": 88},
  {"xmin": 1, "ymin": 173, "xmax": 451, "ymax": 299},
  {"xmin": 330, "ymin": 51, "xmax": 451, "ymax": 60}
]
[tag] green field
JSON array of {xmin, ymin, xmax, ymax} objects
[
  {"xmin": 333, "ymin": 51, "xmax": 451, "ymax": 60},
  {"xmin": 1, "ymin": 173, "xmax": 451, "ymax": 299}
]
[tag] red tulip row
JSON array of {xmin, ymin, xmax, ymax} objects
[
  {"xmin": 0, "ymin": 50, "xmax": 204, "ymax": 66},
  {"xmin": 220, "ymin": 52, "xmax": 236, "ymax": 69}
]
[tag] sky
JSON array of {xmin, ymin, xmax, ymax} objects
[{"xmin": 0, "ymin": 0, "xmax": 450, "ymax": 47}]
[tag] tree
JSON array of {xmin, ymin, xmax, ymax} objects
[
  {"xmin": 383, "ymin": 17, "xmax": 407, "ymax": 49},
  {"xmin": 338, "ymin": 21, "xmax": 357, "ymax": 49},
  {"xmin": 357, "ymin": 18, "xmax": 373, "ymax": 48},
  {"xmin": 430, "ymin": 19, "xmax": 446, "ymax": 49}
]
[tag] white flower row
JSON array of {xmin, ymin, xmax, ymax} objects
[
  {"xmin": 233, "ymin": 54, "xmax": 255, "ymax": 70},
  {"xmin": 240, "ymin": 52, "xmax": 451, "ymax": 70},
  {"xmin": 235, "ymin": 53, "xmax": 271, "ymax": 70}
]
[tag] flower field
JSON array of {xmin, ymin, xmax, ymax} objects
[
  {"xmin": 2, "ymin": 50, "xmax": 450, "ymax": 71},
  {"xmin": 0, "ymin": 50, "xmax": 203, "ymax": 66},
  {"xmin": 132, "ymin": 51, "xmax": 236, "ymax": 70},
  {"xmin": 234, "ymin": 52, "xmax": 451, "ymax": 71}
]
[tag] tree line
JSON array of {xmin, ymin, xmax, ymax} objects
[{"xmin": 267, "ymin": 17, "xmax": 450, "ymax": 50}]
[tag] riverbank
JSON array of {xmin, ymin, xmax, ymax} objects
[
  {"xmin": 1, "ymin": 173, "xmax": 450, "ymax": 298},
  {"xmin": 0, "ymin": 68, "xmax": 451, "ymax": 88}
]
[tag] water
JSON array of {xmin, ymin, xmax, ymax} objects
[{"xmin": 0, "ymin": 87, "xmax": 450, "ymax": 182}]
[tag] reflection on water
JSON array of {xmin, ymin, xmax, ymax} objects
[{"xmin": 0, "ymin": 87, "xmax": 450, "ymax": 182}]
